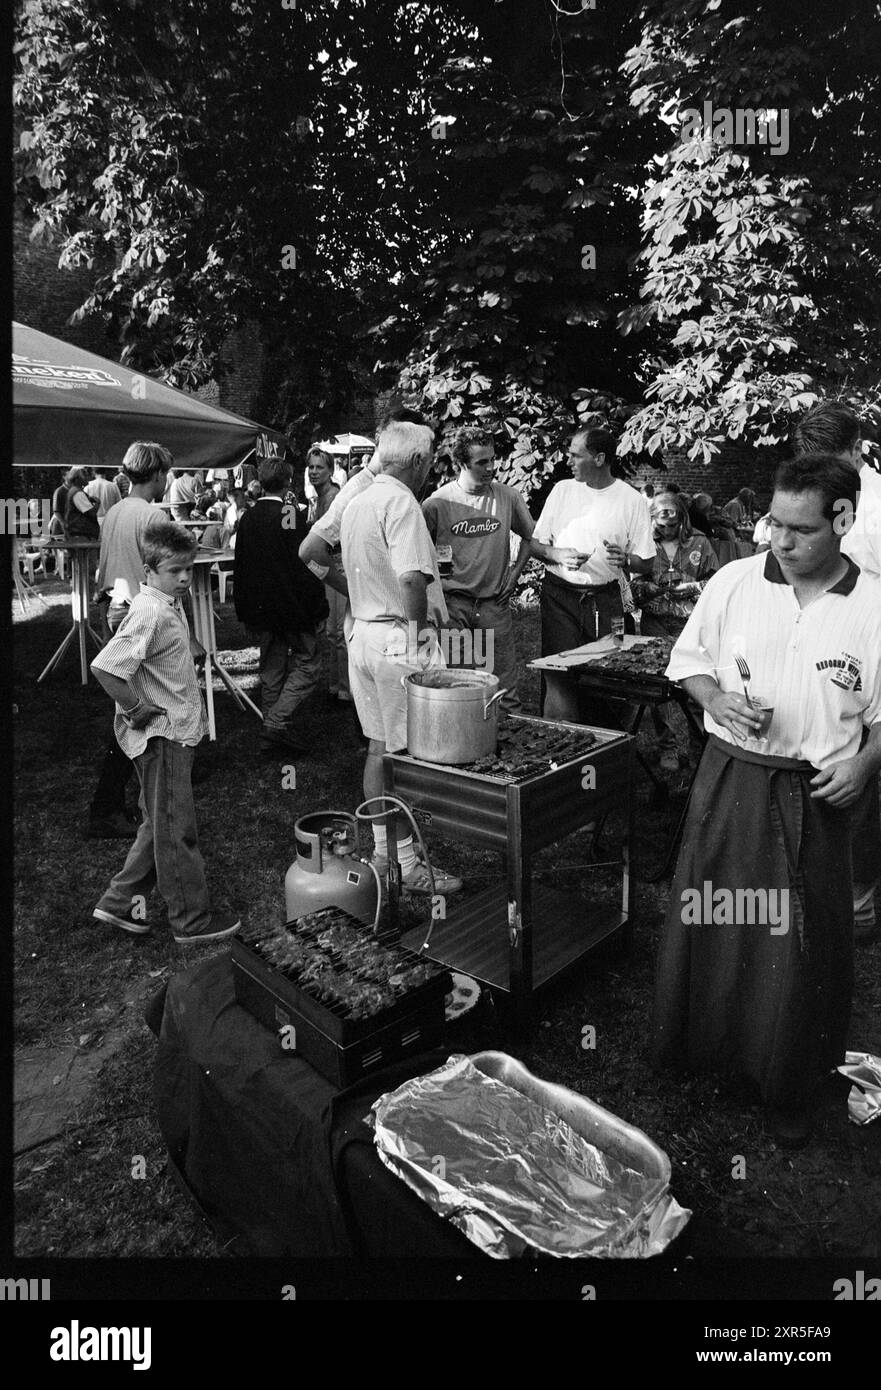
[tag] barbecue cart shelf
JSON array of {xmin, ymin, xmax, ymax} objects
[{"xmin": 383, "ymin": 715, "xmax": 634, "ymax": 1025}]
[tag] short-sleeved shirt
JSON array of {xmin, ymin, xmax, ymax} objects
[
  {"xmin": 169, "ymin": 473, "xmax": 198, "ymax": 519},
  {"xmin": 422, "ymin": 479, "xmax": 533, "ymax": 598},
  {"xmin": 340, "ymin": 474, "xmax": 448, "ymax": 626},
  {"xmin": 666, "ymin": 551, "xmax": 881, "ymax": 768},
  {"xmin": 310, "ymin": 465, "xmax": 376, "ymax": 548},
  {"xmin": 841, "ymin": 464, "xmax": 881, "ymax": 579},
  {"xmin": 91, "ymin": 584, "xmax": 207, "ymax": 758},
  {"xmin": 85, "ymin": 477, "xmax": 122, "ymax": 517},
  {"xmin": 95, "ymin": 496, "xmax": 157, "ymax": 602},
  {"xmin": 533, "ymin": 478, "xmax": 655, "ymax": 586}
]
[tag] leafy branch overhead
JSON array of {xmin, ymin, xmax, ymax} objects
[{"xmin": 13, "ymin": 0, "xmax": 881, "ymax": 472}]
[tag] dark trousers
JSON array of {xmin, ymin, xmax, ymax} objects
[{"xmin": 539, "ymin": 572, "xmax": 631, "ymax": 726}]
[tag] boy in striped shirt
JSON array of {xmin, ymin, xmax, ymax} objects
[{"xmin": 90, "ymin": 515, "xmax": 240, "ymax": 944}]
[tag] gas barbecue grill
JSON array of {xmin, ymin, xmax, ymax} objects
[
  {"xmin": 530, "ymin": 637, "xmax": 708, "ymax": 879},
  {"xmin": 383, "ymin": 714, "xmax": 634, "ymax": 1025},
  {"xmin": 232, "ymin": 908, "xmax": 452, "ymax": 1086}
]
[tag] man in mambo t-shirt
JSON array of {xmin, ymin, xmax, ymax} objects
[{"xmin": 421, "ymin": 426, "xmax": 535, "ymax": 712}]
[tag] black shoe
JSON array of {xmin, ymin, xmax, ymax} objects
[
  {"xmin": 174, "ymin": 910, "xmax": 242, "ymax": 945},
  {"xmin": 259, "ymin": 727, "xmax": 309, "ymax": 757},
  {"xmin": 86, "ymin": 812, "xmax": 139, "ymax": 839},
  {"xmin": 93, "ymin": 904, "xmax": 151, "ymax": 936}
]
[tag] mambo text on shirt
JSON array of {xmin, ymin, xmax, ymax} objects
[{"xmin": 449, "ymin": 518, "xmax": 501, "ymax": 537}]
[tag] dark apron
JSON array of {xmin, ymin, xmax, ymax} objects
[{"xmin": 653, "ymin": 735, "xmax": 854, "ymax": 1106}]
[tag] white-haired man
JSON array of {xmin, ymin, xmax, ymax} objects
[{"xmin": 340, "ymin": 420, "xmax": 462, "ymax": 895}]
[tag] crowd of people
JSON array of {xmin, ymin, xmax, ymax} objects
[{"xmin": 34, "ymin": 396, "xmax": 881, "ymax": 1145}]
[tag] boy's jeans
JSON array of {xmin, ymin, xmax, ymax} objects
[{"xmin": 95, "ymin": 738, "xmax": 211, "ymax": 935}]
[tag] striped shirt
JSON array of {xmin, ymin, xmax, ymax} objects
[
  {"xmin": 666, "ymin": 551, "xmax": 881, "ymax": 768},
  {"xmin": 340, "ymin": 474, "xmax": 448, "ymax": 626},
  {"xmin": 91, "ymin": 584, "xmax": 207, "ymax": 758}
]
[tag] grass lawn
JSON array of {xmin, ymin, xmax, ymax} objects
[{"xmin": 12, "ymin": 575, "xmax": 881, "ymax": 1263}]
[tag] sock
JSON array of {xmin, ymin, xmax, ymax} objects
[
  {"xmin": 373, "ymin": 825, "xmax": 388, "ymax": 859},
  {"xmin": 396, "ymin": 836, "xmax": 418, "ymax": 874}
]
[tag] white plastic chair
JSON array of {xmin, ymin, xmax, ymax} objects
[{"xmin": 216, "ymin": 567, "xmax": 233, "ymax": 604}]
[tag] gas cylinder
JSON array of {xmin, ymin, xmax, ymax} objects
[{"xmin": 284, "ymin": 811, "xmax": 379, "ymax": 927}]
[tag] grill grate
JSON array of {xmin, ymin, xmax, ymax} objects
[
  {"xmin": 236, "ymin": 907, "xmax": 449, "ymax": 1025},
  {"xmin": 459, "ymin": 717, "xmax": 601, "ymax": 782}
]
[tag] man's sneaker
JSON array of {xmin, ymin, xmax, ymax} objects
[
  {"xmin": 93, "ymin": 905, "xmax": 151, "ymax": 936},
  {"xmin": 370, "ymin": 857, "xmax": 463, "ymax": 896},
  {"xmin": 86, "ymin": 811, "xmax": 139, "ymax": 840},
  {"xmin": 173, "ymin": 911, "xmax": 242, "ymax": 945}
]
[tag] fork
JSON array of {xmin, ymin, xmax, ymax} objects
[{"xmin": 734, "ymin": 654, "xmax": 752, "ymax": 706}]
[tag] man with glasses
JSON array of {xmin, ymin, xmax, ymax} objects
[{"xmin": 528, "ymin": 426, "xmax": 655, "ymax": 722}]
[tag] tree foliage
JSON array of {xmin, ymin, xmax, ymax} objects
[
  {"xmin": 617, "ymin": 0, "xmax": 881, "ymax": 464},
  {"xmin": 13, "ymin": 0, "xmax": 881, "ymax": 476}
]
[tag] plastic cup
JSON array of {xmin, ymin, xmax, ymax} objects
[
  {"xmin": 611, "ymin": 617, "xmax": 625, "ymax": 645},
  {"xmin": 437, "ymin": 544, "xmax": 453, "ymax": 577},
  {"xmin": 750, "ymin": 695, "xmax": 774, "ymax": 738}
]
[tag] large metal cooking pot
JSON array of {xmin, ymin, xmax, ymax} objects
[{"xmin": 403, "ymin": 669, "xmax": 507, "ymax": 765}]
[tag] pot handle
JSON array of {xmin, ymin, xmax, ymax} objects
[{"xmin": 483, "ymin": 689, "xmax": 508, "ymax": 718}]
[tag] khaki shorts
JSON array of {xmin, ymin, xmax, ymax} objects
[{"xmin": 347, "ymin": 619, "xmax": 445, "ymax": 752}]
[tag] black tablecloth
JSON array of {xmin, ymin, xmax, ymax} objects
[{"xmin": 147, "ymin": 953, "xmax": 480, "ymax": 1257}]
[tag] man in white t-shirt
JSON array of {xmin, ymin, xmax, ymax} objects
[
  {"xmin": 528, "ymin": 426, "xmax": 655, "ymax": 721},
  {"xmin": 168, "ymin": 469, "xmax": 201, "ymax": 520},
  {"xmin": 85, "ymin": 469, "xmax": 122, "ymax": 523}
]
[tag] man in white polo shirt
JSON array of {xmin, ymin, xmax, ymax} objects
[
  {"xmin": 653, "ymin": 454, "xmax": 881, "ymax": 1146},
  {"xmin": 794, "ymin": 400, "xmax": 881, "ymax": 943},
  {"xmin": 528, "ymin": 425, "xmax": 655, "ymax": 722},
  {"xmin": 340, "ymin": 420, "xmax": 462, "ymax": 896}
]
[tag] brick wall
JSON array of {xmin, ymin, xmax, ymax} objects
[
  {"xmin": 629, "ymin": 442, "xmax": 785, "ymax": 511},
  {"xmin": 13, "ymin": 212, "xmax": 117, "ymax": 358}
]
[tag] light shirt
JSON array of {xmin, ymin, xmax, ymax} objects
[
  {"xmin": 95, "ymin": 496, "xmax": 157, "ymax": 602},
  {"xmin": 666, "ymin": 551, "xmax": 881, "ymax": 768},
  {"xmin": 340, "ymin": 474, "xmax": 448, "ymax": 626},
  {"xmin": 85, "ymin": 476, "xmax": 122, "ymax": 518},
  {"xmin": 91, "ymin": 584, "xmax": 207, "ymax": 758},
  {"xmin": 310, "ymin": 465, "xmax": 376, "ymax": 548},
  {"xmin": 169, "ymin": 472, "xmax": 198, "ymax": 519},
  {"xmin": 534, "ymin": 478, "xmax": 655, "ymax": 586},
  {"xmin": 841, "ymin": 464, "xmax": 881, "ymax": 579},
  {"xmin": 422, "ymin": 479, "xmax": 533, "ymax": 598}
]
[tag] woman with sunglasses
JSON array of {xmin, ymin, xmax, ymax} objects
[{"xmin": 632, "ymin": 490, "xmax": 718, "ymax": 772}]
